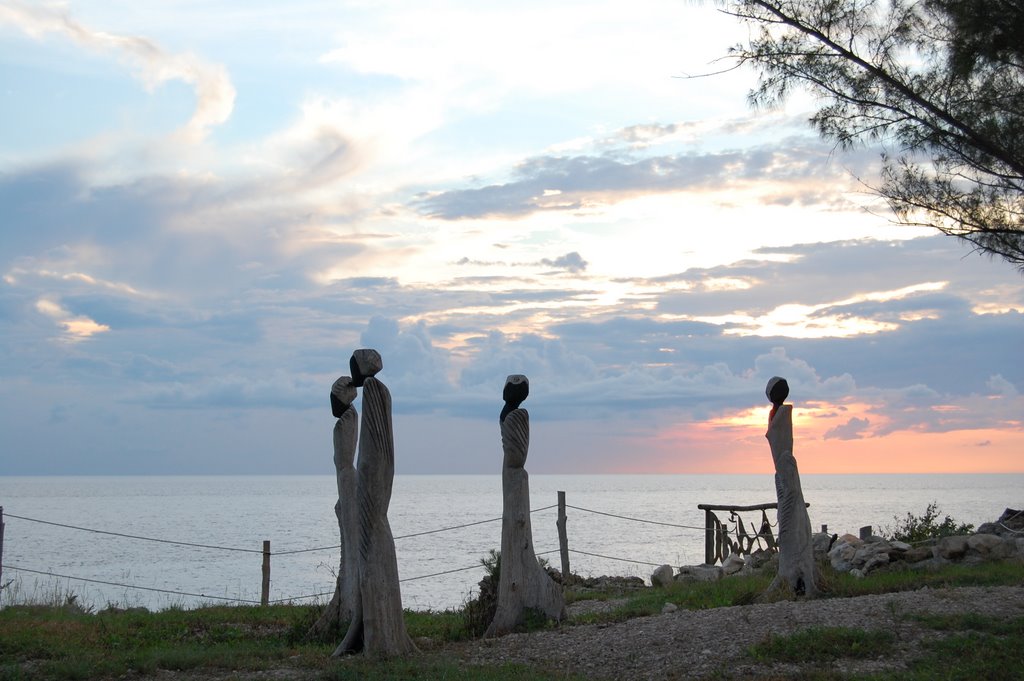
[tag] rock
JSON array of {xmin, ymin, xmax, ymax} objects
[
  {"xmin": 580, "ymin": 576, "xmax": 646, "ymax": 590},
  {"xmin": 829, "ymin": 539, "xmax": 860, "ymax": 572},
  {"xmin": 744, "ymin": 550, "xmax": 775, "ymax": 571},
  {"xmin": 812, "ymin": 532, "xmax": 834, "ymax": 557},
  {"xmin": 889, "ymin": 541, "xmax": 912, "ymax": 553},
  {"xmin": 675, "ymin": 564, "xmax": 722, "ymax": 583},
  {"xmin": 722, "ymin": 554, "xmax": 745, "ymax": 576},
  {"xmin": 967, "ymin": 533, "xmax": 1014, "ymax": 560},
  {"xmin": 976, "ymin": 509, "xmax": 1024, "ymax": 538},
  {"xmin": 349, "ymin": 348, "xmax": 383, "ymax": 387},
  {"xmin": 854, "ymin": 540, "xmax": 891, "ymax": 562},
  {"xmin": 500, "ymin": 375, "xmax": 530, "ymax": 423},
  {"xmin": 661, "ymin": 603, "xmax": 678, "ymax": 614},
  {"xmin": 846, "ymin": 539, "xmax": 892, "ymax": 575},
  {"xmin": 910, "ymin": 556, "xmax": 950, "ymax": 571},
  {"xmin": 997, "ymin": 508, "xmax": 1024, "ymax": 534},
  {"xmin": 849, "ymin": 568, "xmax": 866, "ymax": 579},
  {"xmin": 330, "ymin": 376, "xmax": 357, "ymax": 417},
  {"xmin": 766, "ymin": 376, "xmax": 789, "ymax": 406},
  {"xmin": 937, "ymin": 535, "xmax": 970, "ymax": 560},
  {"xmin": 651, "ymin": 564, "xmax": 675, "ymax": 588},
  {"xmin": 862, "ymin": 552, "xmax": 890, "ymax": 573},
  {"xmin": 903, "ymin": 546, "xmax": 934, "ymax": 563}
]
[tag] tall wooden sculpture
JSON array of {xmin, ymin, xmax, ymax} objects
[
  {"xmin": 485, "ymin": 375, "xmax": 565, "ymax": 637},
  {"xmin": 333, "ymin": 349, "xmax": 417, "ymax": 657},
  {"xmin": 764, "ymin": 376, "xmax": 818, "ymax": 597},
  {"xmin": 307, "ymin": 376, "xmax": 359, "ymax": 640}
]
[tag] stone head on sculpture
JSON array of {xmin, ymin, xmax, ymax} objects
[
  {"xmin": 500, "ymin": 374, "xmax": 529, "ymax": 423},
  {"xmin": 766, "ymin": 376, "xmax": 790, "ymax": 422},
  {"xmin": 330, "ymin": 376, "xmax": 357, "ymax": 418},
  {"xmin": 349, "ymin": 348, "xmax": 383, "ymax": 387}
]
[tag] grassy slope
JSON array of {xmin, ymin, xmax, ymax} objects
[{"xmin": 2, "ymin": 561, "xmax": 1023, "ymax": 681}]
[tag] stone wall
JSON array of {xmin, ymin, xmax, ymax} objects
[
  {"xmin": 824, "ymin": 508, "xmax": 1024, "ymax": 578},
  {"xmin": 654, "ymin": 508, "xmax": 1024, "ymax": 586}
]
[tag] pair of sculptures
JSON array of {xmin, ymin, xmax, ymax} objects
[
  {"xmin": 317, "ymin": 352, "xmax": 563, "ymax": 657},
  {"xmin": 313, "ymin": 349, "xmax": 416, "ymax": 656}
]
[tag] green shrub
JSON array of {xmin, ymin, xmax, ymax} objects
[
  {"xmin": 462, "ymin": 549, "xmax": 501, "ymax": 637},
  {"xmin": 884, "ymin": 501, "xmax": 974, "ymax": 543}
]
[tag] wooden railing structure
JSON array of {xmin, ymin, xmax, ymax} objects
[{"xmin": 698, "ymin": 502, "xmax": 809, "ymax": 565}]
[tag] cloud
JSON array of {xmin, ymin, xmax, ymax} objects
[
  {"xmin": 414, "ymin": 123, "xmax": 873, "ymax": 220},
  {"xmin": 453, "ymin": 251, "xmax": 588, "ymax": 274},
  {"xmin": 987, "ymin": 374, "xmax": 1019, "ymax": 397},
  {"xmin": 539, "ymin": 252, "xmax": 588, "ymax": 273},
  {"xmin": 0, "ymin": 157, "xmax": 373, "ymax": 308},
  {"xmin": 134, "ymin": 371, "xmax": 323, "ymax": 410},
  {"xmin": 824, "ymin": 416, "xmax": 871, "ymax": 440},
  {"xmin": 4, "ymin": 2, "xmax": 1023, "ymax": 476},
  {"xmin": 34, "ymin": 296, "xmax": 110, "ymax": 340},
  {"xmin": 0, "ymin": 0, "xmax": 235, "ymax": 141},
  {"xmin": 3, "ymin": 231, "xmax": 1022, "ymax": 474}
]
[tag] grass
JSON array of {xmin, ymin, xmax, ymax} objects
[
  {"xmin": 882, "ymin": 614, "xmax": 1024, "ymax": 681},
  {"xmin": 321, "ymin": 659, "xmax": 584, "ymax": 681},
  {"xmin": 818, "ymin": 559, "xmax": 1024, "ymax": 599},
  {"xmin": 0, "ymin": 602, "xmax": 328, "ymax": 680},
  {"xmin": 748, "ymin": 626, "xmax": 896, "ymax": 664},
  {"xmin": 2, "ymin": 560, "xmax": 1023, "ymax": 681},
  {"xmin": 568, "ymin": 572, "xmax": 773, "ymax": 624},
  {"xmin": 734, "ymin": 614, "xmax": 1024, "ymax": 681}
]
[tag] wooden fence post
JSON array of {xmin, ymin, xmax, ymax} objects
[
  {"xmin": 261, "ymin": 540, "xmax": 270, "ymax": 606},
  {"xmin": 556, "ymin": 491, "xmax": 570, "ymax": 580},
  {"xmin": 703, "ymin": 508, "xmax": 715, "ymax": 565},
  {"xmin": 0, "ymin": 506, "xmax": 5, "ymax": 597}
]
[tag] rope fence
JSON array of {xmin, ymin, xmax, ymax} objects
[
  {"xmin": 0, "ymin": 497, "xmax": 748, "ymax": 609},
  {"xmin": 564, "ymin": 504, "xmax": 706, "ymax": 531},
  {"xmin": 1, "ymin": 513, "xmax": 263, "ymax": 553},
  {"xmin": 4, "ymin": 506, "xmax": 556, "ymax": 557}
]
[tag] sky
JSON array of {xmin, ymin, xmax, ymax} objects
[{"xmin": 1, "ymin": 0, "xmax": 1022, "ymax": 476}]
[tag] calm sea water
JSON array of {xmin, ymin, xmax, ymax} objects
[{"xmin": 1, "ymin": 474, "xmax": 1020, "ymax": 612}]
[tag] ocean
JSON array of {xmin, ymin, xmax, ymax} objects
[{"xmin": 1, "ymin": 474, "xmax": 1020, "ymax": 612}]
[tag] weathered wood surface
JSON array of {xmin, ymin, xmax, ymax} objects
[
  {"xmin": 703, "ymin": 507, "xmax": 780, "ymax": 565},
  {"xmin": 485, "ymin": 408, "xmax": 565, "ymax": 637},
  {"xmin": 334, "ymin": 377, "xmax": 416, "ymax": 656},
  {"xmin": 309, "ymin": 406, "xmax": 359, "ymax": 640},
  {"xmin": 765, "ymin": 404, "xmax": 818, "ymax": 597},
  {"xmin": 698, "ymin": 502, "xmax": 798, "ymax": 512}
]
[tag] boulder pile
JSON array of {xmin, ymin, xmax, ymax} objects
[
  {"xmin": 825, "ymin": 508, "xmax": 1024, "ymax": 578},
  {"xmin": 650, "ymin": 508, "xmax": 1024, "ymax": 585},
  {"xmin": 654, "ymin": 549, "xmax": 779, "ymax": 585}
]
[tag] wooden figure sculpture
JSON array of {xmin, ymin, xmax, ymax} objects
[
  {"xmin": 485, "ymin": 374, "xmax": 565, "ymax": 637},
  {"xmin": 764, "ymin": 376, "xmax": 818, "ymax": 597},
  {"xmin": 333, "ymin": 349, "xmax": 417, "ymax": 656},
  {"xmin": 307, "ymin": 376, "xmax": 359, "ymax": 640}
]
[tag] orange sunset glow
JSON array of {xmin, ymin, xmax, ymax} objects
[{"xmin": 605, "ymin": 403, "xmax": 1024, "ymax": 475}]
